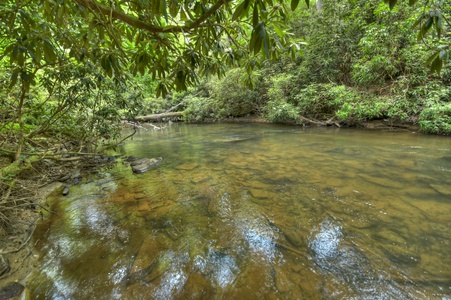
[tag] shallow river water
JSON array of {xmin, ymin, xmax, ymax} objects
[{"xmin": 27, "ymin": 123, "xmax": 450, "ymax": 299}]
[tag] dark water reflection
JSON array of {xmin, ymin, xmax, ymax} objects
[{"xmin": 28, "ymin": 124, "xmax": 451, "ymax": 299}]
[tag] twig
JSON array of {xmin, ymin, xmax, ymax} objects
[{"xmin": 0, "ymin": 221, "xmax": 36, "ymax": 254}]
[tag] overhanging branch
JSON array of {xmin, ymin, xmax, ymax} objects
[{"xmin": 73, "ymin": 0, "xmax": 233, "ymax": 34}]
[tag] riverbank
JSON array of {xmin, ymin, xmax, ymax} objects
[
  {"xmin": 138, "ymin": 112, "xmax": 422, "ymax": 133},
  {"xmin": 0, "ymin": 156, "xmax": 120, "ymax": 297},
  {"xmin": 221, "ymin": 116, "xmax": 420, "ymax": 132},
  {"xmin": 143, "ymin": 78, "xmax": 450, "ymax": 135}
]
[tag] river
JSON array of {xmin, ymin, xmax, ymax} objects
[{"xmin": 26, "ymin": 123, "xmax": 451, "ymax": 299}]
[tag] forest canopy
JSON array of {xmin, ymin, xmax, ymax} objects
[{"xmin": 1, "ymin": 0, "xmax": 448, "ymax": 95}]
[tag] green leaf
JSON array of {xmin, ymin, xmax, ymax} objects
[
  {"xmin": 291, "ymin": 0, "xmax": 299, "ymax": 11},
  {"xmin": 424, "ymin": 16, "xmax": 433, "ymax": 30},
  {"xmin": 232, "ymin": 2, "xmax": 245, "ymax": 21},
  {"xmin": 243, "ymin": 0, "xmax": 251, "ymax": 10},
  {"xmin": 385, "ymin": 0, "xmax": 397, "ymax": 10},
  {"xmin": 434, "ymin": 12, "xmax": 442, "ymax": 39},
  {"xmin": 169, "ymin": 0, "xmax": 178, "ymax": 17},
  {"xmin": 101, "ymin": 55, "xmax": 113, "ymax": 77},
  {"xmin": 160, "ymin": 0, "xmax": 168, "ymax": 22},
  {"xmin": 262, "ymin": 32, "xmax": 269, "ymax": 58},
  {"xmin": 27, "ymin": 48, "xmax": 37, "ymax": 63},
  {"xmin": 304, "ymin": 0, "xmax": 309, "ymax": 8},
  {"xmin": 253, "ymin": 22, "xmax": 268, "ymax": 56},
  {"xmin": 9, "ymin": 70, "xmax": 19, "ymax": 89},
  {"xmin": 430, "ymin": 56, "xmax": 442, "ymax": 75},
  {"xmin": 249, "ymin": 29, "xmax": 257, "ymax": 52},
  {"xmin": 43, "ymin": 39, "xmax": 57, "ymax": 62},
  {"xmin": 417, "ymin": 17, "xmax": 433, "ymax": 42},
  {"xmin": 253, "ymin": 4, "xmax": 259, "ymax": 27},
  {"xmin": 3, "ymin": 44, "xmax": 15, "ymax": 56},
  {"xmin": 10, "ymin": 45, "xmax": 19, "ymax": 64},
  {"xmin": 21, "ymin": 71, "xmax": 31, "ymax": 83},
  {"xmin": 412, "ymin": 13, "xmax": 425, "ymax": 29},
  {"xmin": 152, "ymin": 0, "xmax": 160, "ymax": 15},
  {"xmin": 254, "ymin": 35, "xmax": 262, "ymax": 55},
  {"xmin": 36, "ymin": 46, "xmax": 42, "ymax": 64},
  {"xmin": 408, "ymin": 0, "xmax": 417, "ymax": 5},
  {"xmin": 390, "ymin": 0, "xmax": 397, "ymax": 9}
]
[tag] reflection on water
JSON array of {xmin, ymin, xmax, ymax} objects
[{"xmin": 28, "ymin": 124, "xmax": 451, "ymax": 299}]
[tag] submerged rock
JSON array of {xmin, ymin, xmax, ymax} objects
[
  {"xmin": 126, "ymin": 156, "xmax": 139, "ymax": 162},
  {"xmin": 131, "ymin": 237, "xmax": 161, "ymax": 273},
  {"xmin": 0, "ymin": 282, "xmax": 24, "ymax": 299},
  {"xmin": 131, "ymin": 157, "xmax": 163, "ymax": 174},
  {"xmin": 62, "ymin": 185, "xmax": 70, "ymax": 196},
  {"xmin": 0, "ymin": 254, "xmax": 9, "ymax": 276},
  {"xmin": 175, "ymin": 162, "xmax": 198, "ymax": 171},
  {"xmin": 430, "ymin": 184, "xmax": 451, "ymax": 196}
]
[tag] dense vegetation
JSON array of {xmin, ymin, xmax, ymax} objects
[
  {"xmin": 0, "ymin": 0, "xmax": 450, "ymax": 227},
  {"xmin": 141, "ymin": 0, "xmax": 450, "ymax": 134}
]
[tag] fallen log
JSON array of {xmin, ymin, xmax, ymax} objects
[
  {"xmin": 134, "ymin": 112, "xmax": 183, "ymax": 122},
  {"xmin": 299, "ymin": 116, "xmax": 341, "ymax": 127}
]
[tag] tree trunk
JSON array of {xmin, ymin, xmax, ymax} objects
[
  {"xmin": 15, "ymin": 82, "xmax": 26, "ymax": 162},
  {"xmin": 134, "ymin": 112, "xmax": 183, "ymax": 122}
]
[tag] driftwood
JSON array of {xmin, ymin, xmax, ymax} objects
[
  {"xmin": 134, "ymin": 112, "xmax": 183, "ymax": 122},
  {"xmin": 299, "ymin": 116, "xmax": 341, "ymax": 127}
]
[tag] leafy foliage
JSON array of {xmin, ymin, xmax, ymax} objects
[
  {"xmin": 264, "ymin": 99, "xmax": 299, "ymax": 123},
  {"xmin": 186, "ymin": 0, "xmax": 450, "ymax": 133},
  {"xmin": 182, "ymin": 70, "xmax": 260, "ymax": 122},
  {"xmin": 419, "ymin": 103, "xmax": 451, "ymax": 134}
]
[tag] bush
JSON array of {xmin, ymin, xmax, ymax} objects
[
  {"xmin": 181, "ymin": 68, "xmax": 261, "ymax": 122},
  {"xmin": 182, "ymin": 95, "xmax": 217, "ymax": 122},
  {"xmin": 419, "ymin": 103, "xmax": 451, "ymax": 135},
  {"xmin": 209, "ymin": 69, "xmax": 260, "ymax": 117},
  {"xmin": 294, "ymin": 84, "xmax": 346, "ymax": 118},
  {"xmin": 264, "ymin": 100, "xmax": 299, "ymax": 123},
  {"xmin": 266, "ymin": 73, "xmax": 297, "ymax": 103}
]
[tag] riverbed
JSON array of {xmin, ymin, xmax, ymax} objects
[{"xmin": 26, "ymin": 123, "xmax": 451, "ymax": 299}]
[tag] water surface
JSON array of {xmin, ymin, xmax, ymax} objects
[{"xmin": 28, "ymin": 124, "xmax": 451, "ymax": 299}]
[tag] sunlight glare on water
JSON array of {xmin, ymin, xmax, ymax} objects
[{"xmin": 28, "ymin": 123, "xmax": 451, "ymax": 299}]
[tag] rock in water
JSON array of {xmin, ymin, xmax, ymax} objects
[
  {"xmin": 131, "ymin": 157, "xmax": 163, "ymax": 174},
  {"xmin": 0, "ymin": 254, "xmax": 9, "ymax": 276},
  {"xmin": 0, "ymin": 282, "xmax": 25, "ymax": 299},
  {"xmin": 62, "ymin": 185, "xmax": 70, "ymax": 196}
]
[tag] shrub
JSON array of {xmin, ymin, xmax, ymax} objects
[
  {"xmin": 209, "ymin": 68, "xmax": 260, "ymax": 117},
  {"xmin": 419, "ymin": 103, "xmax": 451, "ymax": 135},
  {"xmin": 264, "ymin": 100, "xmax": 299, "ymax": 123}
]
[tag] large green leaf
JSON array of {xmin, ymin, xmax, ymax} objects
[
  {"xmin": 253, "ymin": 4, "xmax": 259, "ymax": 27},
  {"xmin": 43, "ymin": 39, "xmax": 57, "ymax": 62},
  {"xmin": 232, "ymin": 2, "xmax": 246, "ymax": 21}
]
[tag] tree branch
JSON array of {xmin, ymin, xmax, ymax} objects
[{"xmin": 73, "ymin": 0, "xmax": 233, "ymax": 34}]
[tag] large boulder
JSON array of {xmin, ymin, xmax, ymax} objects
[{"xmin": 131, "ymin": 157, "xmax": 163, "ymax": 174}]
